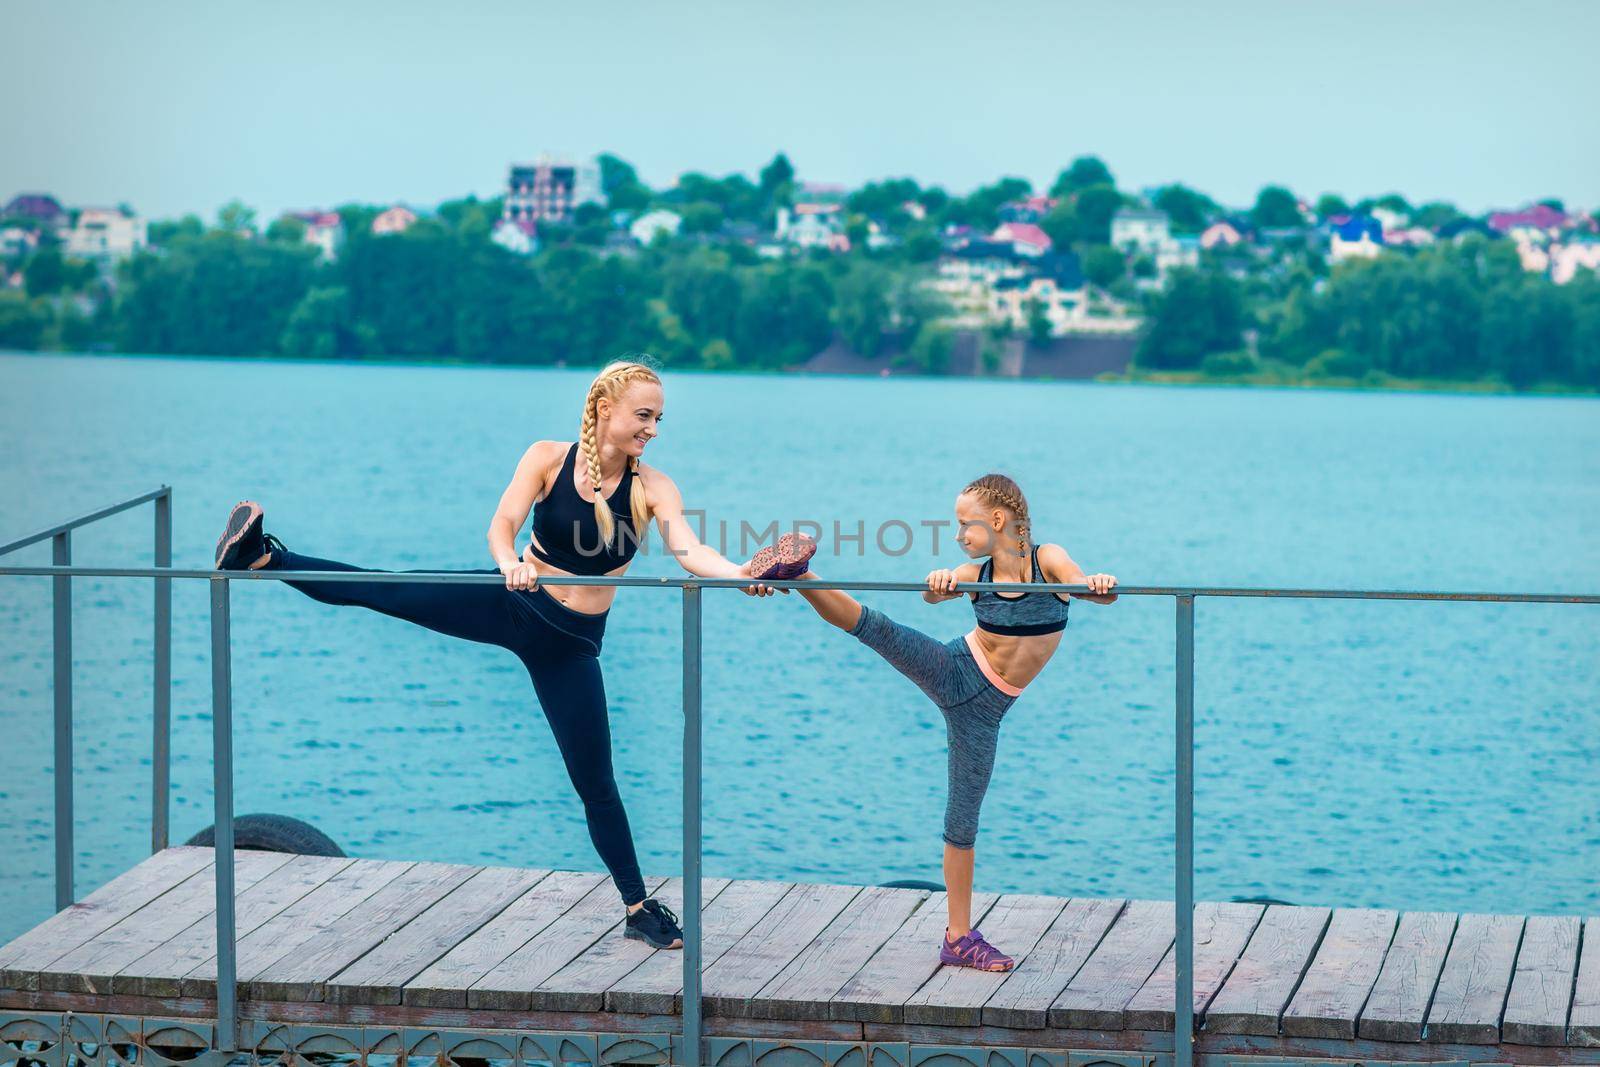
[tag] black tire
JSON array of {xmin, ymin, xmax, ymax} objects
[{"xmin": 185, "ymin": 813, "xmax": 344, "ymax": 857}]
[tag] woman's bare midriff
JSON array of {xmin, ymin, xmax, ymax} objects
[
  {"xmin": 969, "ymin": 628, "xmax": 1064, "ymax": 690},
  {"xmin": 522, "ymin": 540, "xmax": 623, "ymax": 615}
]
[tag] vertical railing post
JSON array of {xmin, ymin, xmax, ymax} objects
[
  {"xmin": 681, "ymin": 584, "xmax": 703, "ymax": 1067},
  {"xmin": 210, "ymin": 577, "xmax": 238, "ymax": 1053},
  {"xmin": 153, "ymin": 489, "xmax": 172, "ymax": 853},
  {"xmin": 52, "ymin": 531, "xmax": 73, "ymax": 910},
  {"xmin": 1175, "ymin": 595, "xmax": 1195, "ymax": 1067}
]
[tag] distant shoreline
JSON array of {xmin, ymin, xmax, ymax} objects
[{"xmin": 5, "ymin": 348, "xmax": 1595, "ymax": 399}]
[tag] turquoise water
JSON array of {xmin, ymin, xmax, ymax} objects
[{"xmin": 1, "ymin": 352, "xmax": 1596, "ymax": 944}]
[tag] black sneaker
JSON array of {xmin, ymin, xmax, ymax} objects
[
  {"xmin": 624, "ymin": 898, "xmax": 684, "ymax": 949},
  {"xmin": 215, "ymin": 501, "xmax": 265, "ymax": 569}
]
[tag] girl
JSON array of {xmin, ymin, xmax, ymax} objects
[
  {"xmin": 790, "ymin": 474, "xmax": 1116, "ymax": 971},
  {"xmin": 211, "ymin": 359, "xmax": 815, "ymax": 950}
]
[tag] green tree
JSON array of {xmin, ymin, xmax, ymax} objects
[
  {"xmin": 1024, "ymin": 297, "xmax": 1052, "ymax": 346},
  {"xmin": 1071, "ymin": 184, "xmax": 1124, "ymax": 245},
  {"xmin": 1049, "ymin": 156, "xmax": 1114, "ymax": 197},
  {"xmin": 952, "ymin": 177, "xmax": 1032, "ymax": 230},
  {"xmin": 148, "ymin": 214, "xmax": 203, "ymax": 244},
  {"xmin": 1084, "ymin": 245, "xmax": 1127, "ymax": 287},
  {"xmin": 24, "ymin": 248, "xmax": 68, "ymax": 296},
  {"xmin": 279, "ymin": 286, "xmax": 365, "ymax": 358},
  {"xmin": 1314, "ymin": 194, "xmax": 1350, "ymax": 218},
  {"xmin": 0, "ymin": 291, "xmax": 51, "ymax": 348},
  {"xmin": 678, "ymin": 201, "xmax": 723, "ymax": 234},
  {"xmin": 1251, "ymin": 185, "xmax": 1302, "ymax": 229},
  {"xmin": 216, "ymin": 199, "xmax": 257, "ymax": 235},
  {"xmin": 1412, "ymin": 201, "xmax": 1464, "ymax": 231},
  {"xmin": 902, "ymin": 322, "xmax": 953, "ymax": 373},
  {"xmin": 598, "ymin": 153, "xmax": 640, "ymax": 198},
  {"xmin": 1136, "ymin": 268, "xmax": 1245, "ymax": 369},
  {"xmin": 759, "ymin": 153, "xmax": 795, "ymax": 203},
  {"xmin": 265, "ymin": 215, "xmax": 307, "ymax": 244},
  {"xmin": 1374, "ymin": 193, "xmax": 1413, "ymax": 217},
  {"xmin": 833, "ymin": 261, "xmax": 892, "ymax": 356},
  {"xmin": 1151, "ymin": 184, "xmax": 1217, "ymax": 234}
]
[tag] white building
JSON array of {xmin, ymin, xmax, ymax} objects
[
  {"xmin": 629, "ymin": 209, "xmax": 682, "ymax": 246},
  {"xmin": 1111, "ymin": 208, "xmax": 1171, "ymax": 253},
  {"xmin": 289, "ymin": 211, "xmax": 344, "ymax": 262},
  {"xmin": 505, "ymin": 157, "xmax": 603, "ymax": 226},
  {"xmin": 64, "ymin": 207, "xmax": 148, "ymax": 260},
  {"xmin": 371, "ymin": 206, "xmax": 417, "ymax": 236},
  {"xmin": 491, "ymin": 217, "xmax": 538, "ymax": 256},
  {"xmin": 776, "ymin": 204, "xmax": 846, "ymax": 251}
]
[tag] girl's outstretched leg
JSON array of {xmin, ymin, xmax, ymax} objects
[{"xmin": 794, "ymin": 569, "xmax": 864, "ymax": 631}]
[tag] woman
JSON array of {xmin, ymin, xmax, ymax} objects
[
  {"xmin": 787, "ymin": 474, "xmax": 1116, "ymax": 970},
  {"xmin": 211, "ymin": 359, "xmax": 816, "ymax": 949}
]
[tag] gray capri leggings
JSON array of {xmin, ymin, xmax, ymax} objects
[{"xmin": 848, "ymin": 604, "xmax": 1018, "ymax": 849}]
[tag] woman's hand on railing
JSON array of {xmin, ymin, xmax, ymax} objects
[{"xmin": 499, "ymin": 559, "xmax": 540, "ymax": 591}]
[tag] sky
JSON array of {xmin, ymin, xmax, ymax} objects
[{"xmin": 6, "ymin": 0, "xmax": 1598, "ymax": 222}]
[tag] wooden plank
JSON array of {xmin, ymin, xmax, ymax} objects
[
  {"xmin": 466, "ymin": 876, "xmax": 667, "ymax": 1010},
  {"xmin": 114, "ymin": 854, "xmax": 353, "ymax": 997},
  {"xmin": 903, "ymin": 894, "xmax": 1065, "ymax": 1026},
  {"xmin": 180, "ymin": 857, "xmax": 414, "ymax": 999},
  {"xmin": 1124, "ymin": 901, "xmax": 1265, "ymax": 1032},
  {"xmin": 1571, "ymin": 916, "xmax": 1600, "ymax": 1048},
  {"xmin": 36, "ymin": 850, "xmax": 292, "ymax": 994},
  {"xmin": 1281, "ymin": 907, "xmax": 1400, "ymax": 1038},
  {"xmin": 735, "ymin": 886, "xmax": 927, "ymax": 1021},
  {"xmin": 606, "ymin": 879, "xmax": 791, "ymax": 1015},
  {"xmin": 1048, "ymin": 898, "xmax": 1174, "ymax": 1030},
  {"xmin": 325, "ymin": 865, "xmax": 551, "ymax": 1005},
  {"xmin": 1357, "ymin": 910, "xmax": 1456, "ymax": 1042},
  {"xmin": 985, "ymin": 897, "xmax": 1126, "ymax": 1029},
  {"xmin": 0, "ymin": 847, "xmax": 214, "ymax": 989},
  {"xmin": 403, "ymin": 869, "xmax": 605, "ymax": 1008},
  {"xmin": 829, "ymin": 892, "xmax": 999, "ymax": 1023},
  {"xmin": 530, "ymin": 878, "xmax": 731, "ymax": 1012},
  {"xmin": 1201, "ymin": 903, "xmax": 1331, "ymax": 1035},
  {"xmin": 248, "ymin": 860, "xmax": 479, "ymax": 1001},
  {"xmin": 702, "ymin": 882, "xmax": 861, "ymax": 1015},
  {"xmin": 1424, "ymin": 912, "xmax": 1523, "ymax": 1044},
  {"xmin": 1501, "ymin": 913, "xmax": 1581, "ymax": 1046}
]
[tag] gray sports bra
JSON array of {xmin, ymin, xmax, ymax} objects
[{"xmin": 970, "ymin": 546, "xmax": 1070, "ymax": 636}]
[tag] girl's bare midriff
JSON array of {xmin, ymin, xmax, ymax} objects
[{"xmin": 969, "ymin": 627, "xmax": 1064, "ymax": 690}]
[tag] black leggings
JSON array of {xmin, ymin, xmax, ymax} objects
[{"xmin": 267, "ymin": 548, "xmax": 647, "ymax": 906}]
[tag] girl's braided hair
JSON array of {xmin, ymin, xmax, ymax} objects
[
  {"xmin": 579, "ymin": 359, "xmax": 660, "ymax": 549},
  {"xmin": 964, "ymin": 472, "xmax": 1030, "ymax": 557}
]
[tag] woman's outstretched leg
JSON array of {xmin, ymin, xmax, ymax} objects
[{"xmin": 215, "ymin": 501, "xmax": 518, "ymax": 650}]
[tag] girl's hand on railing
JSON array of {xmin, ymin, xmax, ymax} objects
[
  {"xmin": 1085, "ymin": 573, "xmax": 1117, "ymax": 595},
  {"xmin": 500, "ymin": 560, "xmax": 539, "ymax": 591},
  {"xmin": 926, "ymin": 569, "xmax": 960, "ymax": 595}
]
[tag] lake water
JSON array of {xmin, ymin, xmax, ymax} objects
[{"xmin": 1, "ymin": 352, "xmax": 1596, "ymax": 944}]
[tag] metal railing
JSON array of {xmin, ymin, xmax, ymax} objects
[
  {"xmin": 2, "ymin": 502, "xmax": 1597, "ymax": 1067},
  {"xmin": 0, "ymin": 487, "xmax": 173, "ymax": 908}
]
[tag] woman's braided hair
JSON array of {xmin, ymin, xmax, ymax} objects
[
  {"xmin": 579, "ymin": 359, "xmax": 659, "ymax": 550},
  {"xmin": 964, "ymin": 473, "xmax": 1030, "ymax": 558}
]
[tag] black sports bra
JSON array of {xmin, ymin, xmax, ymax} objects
[{"xmin": 526, "ymin": 443, "xmax": 641, "ymax": 575}]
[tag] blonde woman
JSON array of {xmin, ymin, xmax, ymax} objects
[
  {"xmin": 788, "ymin": 474, "xmax": 1116, "ymax": 970},
  {"xmin": 211, "ymin": 359, "xmax": 815, "ymax": 949}
]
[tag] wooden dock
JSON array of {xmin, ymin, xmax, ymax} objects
[{"xmin": 1, "ymin": 846, "xmax": 1596, "ymax": 1065}]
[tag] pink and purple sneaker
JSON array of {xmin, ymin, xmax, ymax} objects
[
  {"xmin": 744, "ymin": 531, "xmax": 819, "ymax": 582},
  {"xmin": 939, "ymin": 928, "xmax": 1015, "ymax": 972}
]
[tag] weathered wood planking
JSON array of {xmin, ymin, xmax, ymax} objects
[
  {"xmin": 533, "ymin": 877, "xmax": 731, "ymax": 1013},
  {"xmin": 0, "ymin": 846, "xmax": 214, "ymax": 990},
  {"xmin": 404, "ymin": 869, "xmax": 606, "ymax": 1008},
  {"xmin": 1049, "ymin": 899, "xmax": 1174, "ymax": 1030},
  {"xmin": 903, "ymin": 894, "xmax": 1065, "ymax": 1027},
  {"xmin": 1203, "ymin": 904, "xmax": 1331, "ymax": 1036},
  {"xmin": 324, "ymin": 865, "xmax": 550, "ymax": 1005},
  {"xmin": 1124, "ymin": 901, "xmax": 1264, "ymax": 1032},
  {"xmin": 606, "ymin": 879, "xmax": 791, "ymax": 1016},
  {"xmin": 703, "ymin": 882, "xmax": 860, "ymax": 1016},
  {"xmin": 1357, "ymin": 910, "xmax": 1456, "ymax": 1042},
  {"xmin": 1424, "ymin": 912, "xmax": 1523, "ymax": 1044},
  {"xmin": 741, "ymin": 886, "xmax": 927, "ymax": 1022},
  {"xmin": 984, "ymin": 897, "xmax": 1126, "ymax": 1029},
  {"xmin": 1571, "ymin": 916, "xmax": 1600, "ymax": 1048},
  {"xmin": 829, "ymin": 892, "xmax": 999, "ymax": 1024},
  {"xmin": 112, "ymin": 854, "xmax": 351, "ymax": 997},
  {"xmin": 1501, "ymin": 914, "xmax": 1581, "ymax": 1046},
  {"xmin": 467, "ymin": 876, "xmax": 667, "ymax": 1011},
  {"xmin": 180, "ymin": 858, "xmax": 414, "ymax": 999},
  {"xmin": 36, "ymin": 850, "xmax": 292, "ymax": 994},
  {"xmin": 1281, "ymin": 907, "xmax": 1399, "ymax": 1039}
]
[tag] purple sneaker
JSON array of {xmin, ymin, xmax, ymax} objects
[
  {"xmin": 939, "ymin": 928, "xmax": 1015, "ymax": 972},
  {"xmin": 744, "ymin": 532, "xmax": 818, "ymax": 581}
]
